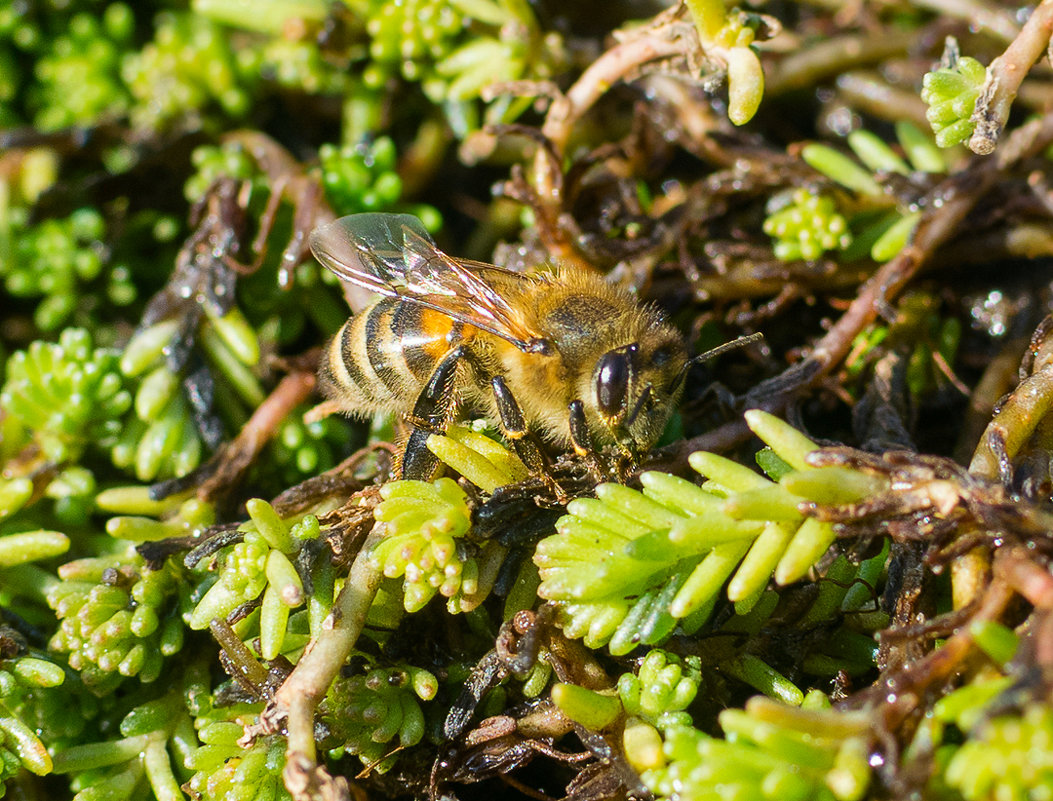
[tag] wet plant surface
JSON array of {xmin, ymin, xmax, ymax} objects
[{"xmin": 5, "ymin": 1, "xmax": 1053, "ymax": 800}]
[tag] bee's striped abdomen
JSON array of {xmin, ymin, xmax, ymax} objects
[{"xmin": 320, "ymin": 298, "xmax": 464, "ymax": 415}]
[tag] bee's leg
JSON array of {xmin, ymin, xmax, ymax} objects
[
  {"xmin": 490, "ymin": 376, "xmax": 548, "ymax": 476},
  {"xmin": 401, "ymin": 346, "xmax": 464, "ymax": 480},
  {"xmin": 568, "ymin": 400, "xmax": 609, "ymax": 479},
  {"xmin": 491, "ymin": 376, "xmax": 566, "ymax": 501},
  {"xmin": 567, "ymin": 400, "xmax": 591, "ymax": 459}
]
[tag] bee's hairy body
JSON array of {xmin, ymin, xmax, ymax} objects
[
  {"xmin": 320, "ymin": 266, "xmax": 683, "ymax": 450},
  {"xmin": 309, "ymin": 212, "xmax": 700, "ymax": 480}
]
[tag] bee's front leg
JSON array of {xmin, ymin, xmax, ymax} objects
[
  {"xmin": 568, "ymin": 400, "xmax": 616, "ymax": 480},
  {"xmin": 401, "ymin": 346, "xmax": 464, "ymax": 480},
  {"xmin": 491, "ymin": 376, "xmax": 566, "ymax": 503}
]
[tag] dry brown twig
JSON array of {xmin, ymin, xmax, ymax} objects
[
  {"xmin": 538, "ymin": 5, "xmax": 699, "ymax": 167},
  {"xmin": 952, "ymin": 315, "xmax": 1053, "ymax": 608},
  {"xmin": 197, "ymin": 359, "xmax": 320, "ymax": 503},
  {"xmin": 526, "ymin": 4, "xmax": 708, "ymax": 264}
]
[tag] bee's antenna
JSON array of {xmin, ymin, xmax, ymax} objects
[
  {"xmin": 672, "ymin": 332, "xmax": 764, "ymax": 391},
  {"xmin": 689, "ymin": 332, "xmax": 764, "ymax": 366}
]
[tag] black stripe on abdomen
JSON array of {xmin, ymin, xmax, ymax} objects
[
  {"xmin": 393, "ymin": 303, "xmax": 436, "ymax": 382},
  {"xmin": 337, "ymin": 316, "xmax": 372, "ymax": 396},
  {"xmin": 365, "ymin": 300, "xmax": 412, "ymax": 398}
]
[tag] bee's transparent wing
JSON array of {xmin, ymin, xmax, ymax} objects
[
  {"xmin": 310, "ymin": 213, "xmax": 550, "ymax": 352},
  {"xmin": 310, "ymin": 213, "xmax": 430, "ymax": 295}
]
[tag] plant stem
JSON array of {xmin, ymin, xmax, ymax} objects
[
  {"xmin": 912, "ymin": 0, "xmax": 1020, "ymax": 43},
  {"xmin": 970, "ymin": 0, "xmax": 1053, "ymax": 154},
  {"xmin": 765, "ymin": 31, "xmax": 915, "ymax": 94},
  {"xmin": 269, "ymin": 524, "xmax": 386, "ymax": 770}
]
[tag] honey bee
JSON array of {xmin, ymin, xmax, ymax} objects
[{"xmin": 311, "ymin": 213, "xmax": 757, "ymax": 480}]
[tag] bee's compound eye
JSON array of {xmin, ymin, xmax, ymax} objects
[{"xmin": 596, "ymin": 348, "xmax": 632, "ymax": 417}]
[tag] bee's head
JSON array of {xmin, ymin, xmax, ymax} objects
[
  {"xmin": 591, "ymin": 332, "xmax": 687, "ymax": 452},
  {"xmin": 590, "ymin": 331, "xmax": 763, "ymax": 452}
]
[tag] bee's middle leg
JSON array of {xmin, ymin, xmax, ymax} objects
[
  {"xmin": 490, "ymin": 376, "xmax": 568, "ymax": 502},
  {"xmin": 400, "ymin": 346, "xmax": 464, "ymax": 480},
  {"xmin": 490, "ymin": 376, "xmax": 550, "ymax": 476}
]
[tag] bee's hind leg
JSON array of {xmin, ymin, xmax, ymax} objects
[
  {"xmin": 491, "ymin": 376, "xmax": 566, "ymax": 503},
  {"xmin": 400, "ymin": 346, "xmax": 464, "ymax": 480}
]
